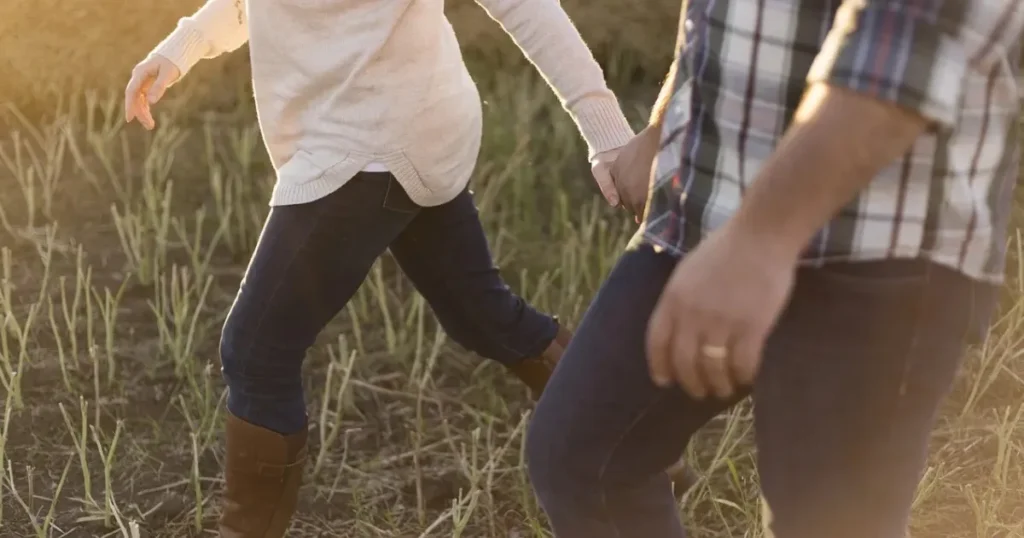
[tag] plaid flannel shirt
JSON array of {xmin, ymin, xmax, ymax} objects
[{"xmin": 640, "ymin": 0, "xmax": 1024, "ymax": 283}]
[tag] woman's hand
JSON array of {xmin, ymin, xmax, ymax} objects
[
  {"xmin": 124, "ymin": 55, "xmax": 181, "ymax": 130},
  {"xmin": 591, "ymin": 148, "xmax": 623, "ymax": 207}
]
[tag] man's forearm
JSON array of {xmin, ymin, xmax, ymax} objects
[
  {"xmin": 649, "ymin": 58, "xmax": 679, "ymax": 129},
  {"xmin": 650, "ymin": 0, "xmax": 689, "ymax": 129},
  {"xmin": 728, "ymin": 83, "xmax": 929, "ymax": 259}
]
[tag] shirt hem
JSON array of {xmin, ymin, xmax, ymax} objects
[{"xmin": 637, "ymin": 232, "xmax": 1006, "ymax": 285}]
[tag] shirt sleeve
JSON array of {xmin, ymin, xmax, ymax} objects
[
  {"xmin": 806, "ymin": 0, "xmax": 980, "ymax": 128},
  {"xmin": 474, "ymin": 0, "xmax": 635, "ymax": 158},
  {"xmin": 149, "ymin": 0, "xmax": 250, "ymax": 79}
]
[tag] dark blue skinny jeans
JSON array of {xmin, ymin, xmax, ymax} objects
[
  {"xmin": 220, "ymin": 172, "xmax": 557, "ymax": 435},
  {"xmin": 526, "ymin": 244, "xmax": 996, "ymax": 538}
]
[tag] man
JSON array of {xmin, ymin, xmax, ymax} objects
[{"xmin": 525, "ymin": 1, "xmax": 1022, "ymax": 537}]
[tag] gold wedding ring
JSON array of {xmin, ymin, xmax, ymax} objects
[{"xmin": 700, "ymin": 344, "xmax": 729, "ymax": 360}]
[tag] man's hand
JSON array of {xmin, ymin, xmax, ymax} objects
[
  {"xmin": 591, "ymin": 149, "xmax": 623, "ymax": 206},
  {"xmin": 610, "ymin": 125, "xmax": 660, "ymax": 222},
  {"xmin": 124, "ymin": 55, "xmax": 181, "ymax": 130},
  {"xmin": 642, "ymin": 85, "xmax": 928, "ymax": 400},
  {"xmin": 645, "ymin": 222, "xmax": 797, "ymax": 399}
]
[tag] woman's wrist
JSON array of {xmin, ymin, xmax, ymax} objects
[
  {"xmin": 570, "ymin": 94, "xmax": 636, "ymax": 159},
  {"xmin": 150, "ymin": 23, "xmax": 209, "ymax": 80}
]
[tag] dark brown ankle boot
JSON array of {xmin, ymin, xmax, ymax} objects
[
  {"xmin": 506, "ymin": 324, "xmax": 572, "ymax": 401},
  {"xmin": 219, "ymin": 412, "xmax": 307, "ymax": 538},
  {"xmin": 506, "ymin": 322, "xmax": 700, "ymax": 498}
]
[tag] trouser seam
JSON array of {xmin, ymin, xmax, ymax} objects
[
  {"xmin": 234, "ymin": 202, "xmax": 331, "ymax": 376},
  {"xmin": 597, "ymin": 391, "xmax": 672, "ymax": 538},
  {"xmin": 435, "ymin": 274, "xmax": 533, "ymax": 359},
  {"xmin": 895, "ymin": 262, "xmax": 933, "ymax": 403},
  {"xmin": 228, "ymin": 192, "xmax": 372, "ymax": 424},
  {"xmin": 395, "ymin": 190, "xmax": 553, "ymax": 362}
]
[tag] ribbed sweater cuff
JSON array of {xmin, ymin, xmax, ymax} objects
[
  {"xmin": 150, "ymin": 23, "xmax": 209, "ymax": 78},
  {"xmin": 570, "ymin": 95, "xmax": 636, "ymax": 160}
]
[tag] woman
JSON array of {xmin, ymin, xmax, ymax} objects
[{"xmin": 124, "ymin": 0, "xmax": 687, "ymax": 535}]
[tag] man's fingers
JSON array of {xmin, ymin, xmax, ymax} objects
[
  {"xmin": 645, "ymin": 301, "xmax": 675, "ymax": 388},
  {"xmin": 627, "ymin": 197, "xmax": 645, "ymax": 221},
  {"xmin": 591, "ymin": 164, "xmax": 620, "ymax": 206},
  {"xmin": 670, "ymin": 324, "xmax": 704, "ymax": 399},
  {"xmin": 695, "ymin": 324, "xmax": 735, "ymax": 399},
  {"xmin": 730, "ymin": 326, "xmax": 766, "ymax": 387},
  {"xmin": 617, "ymin": 169, "xmax": 650, "ymax": 220}
]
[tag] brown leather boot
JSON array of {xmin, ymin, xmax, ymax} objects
[
  {"xmin": 506, "ymin": 322, "xmax": 700, "ymax": 498},
  {"xmin": 506, "ymin": 323, "xmax": 572, "ymax": 401},
  {"xmin": 219, "ymin": 412, "xmax": 308, "ymax": 538}
]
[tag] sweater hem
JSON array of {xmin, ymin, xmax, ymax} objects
[{"xmin": 269, "ymin": 153, "xmax": 470, "ymax": 208}]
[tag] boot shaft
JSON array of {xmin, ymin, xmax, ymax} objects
[{"xmin": 220, "ymin": 413, "xmax": 307, "ymax": 538}]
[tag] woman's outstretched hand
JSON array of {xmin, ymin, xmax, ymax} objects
[{"xmin": 124, "ymin": 55, "xmax": 181, "ymax": 130}]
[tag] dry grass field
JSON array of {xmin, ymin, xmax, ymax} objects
[
  {"xmin": 1, "ymin": 2, "xmax": 1023, "ymax": 537},
  {"xmin": 0, "ymin": 0, "xmax": 679, "ymax": 116}
]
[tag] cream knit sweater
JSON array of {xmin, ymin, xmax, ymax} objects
[{"xmin": 151, "ymin": 0, "xmax": 635, "ymax": 207}]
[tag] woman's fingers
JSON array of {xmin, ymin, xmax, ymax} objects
[
  {"xmin": 137, "ymin": 93, "xmax": 155, "ymax": 130},
  {"xmin": 125, "ymin": 58, "xmax": 179, "ymax": 129},
  {"xmin": 124, "ymin": 70, "xmax": 147, "ymax": 123},
  {"xmin": 590, "ymin": 158, "xmax": 621, "ymax": 206},
  {"xmin": 147, "ymin": 64, "xmax": 180, "ymax": 105},
  {"xmin": 137, "ymin": 77, "xmax": 156, "ymax": 129},
  {"xmin": 125, "ymin": 68, "xmax": 153, "ymax": 124}
]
